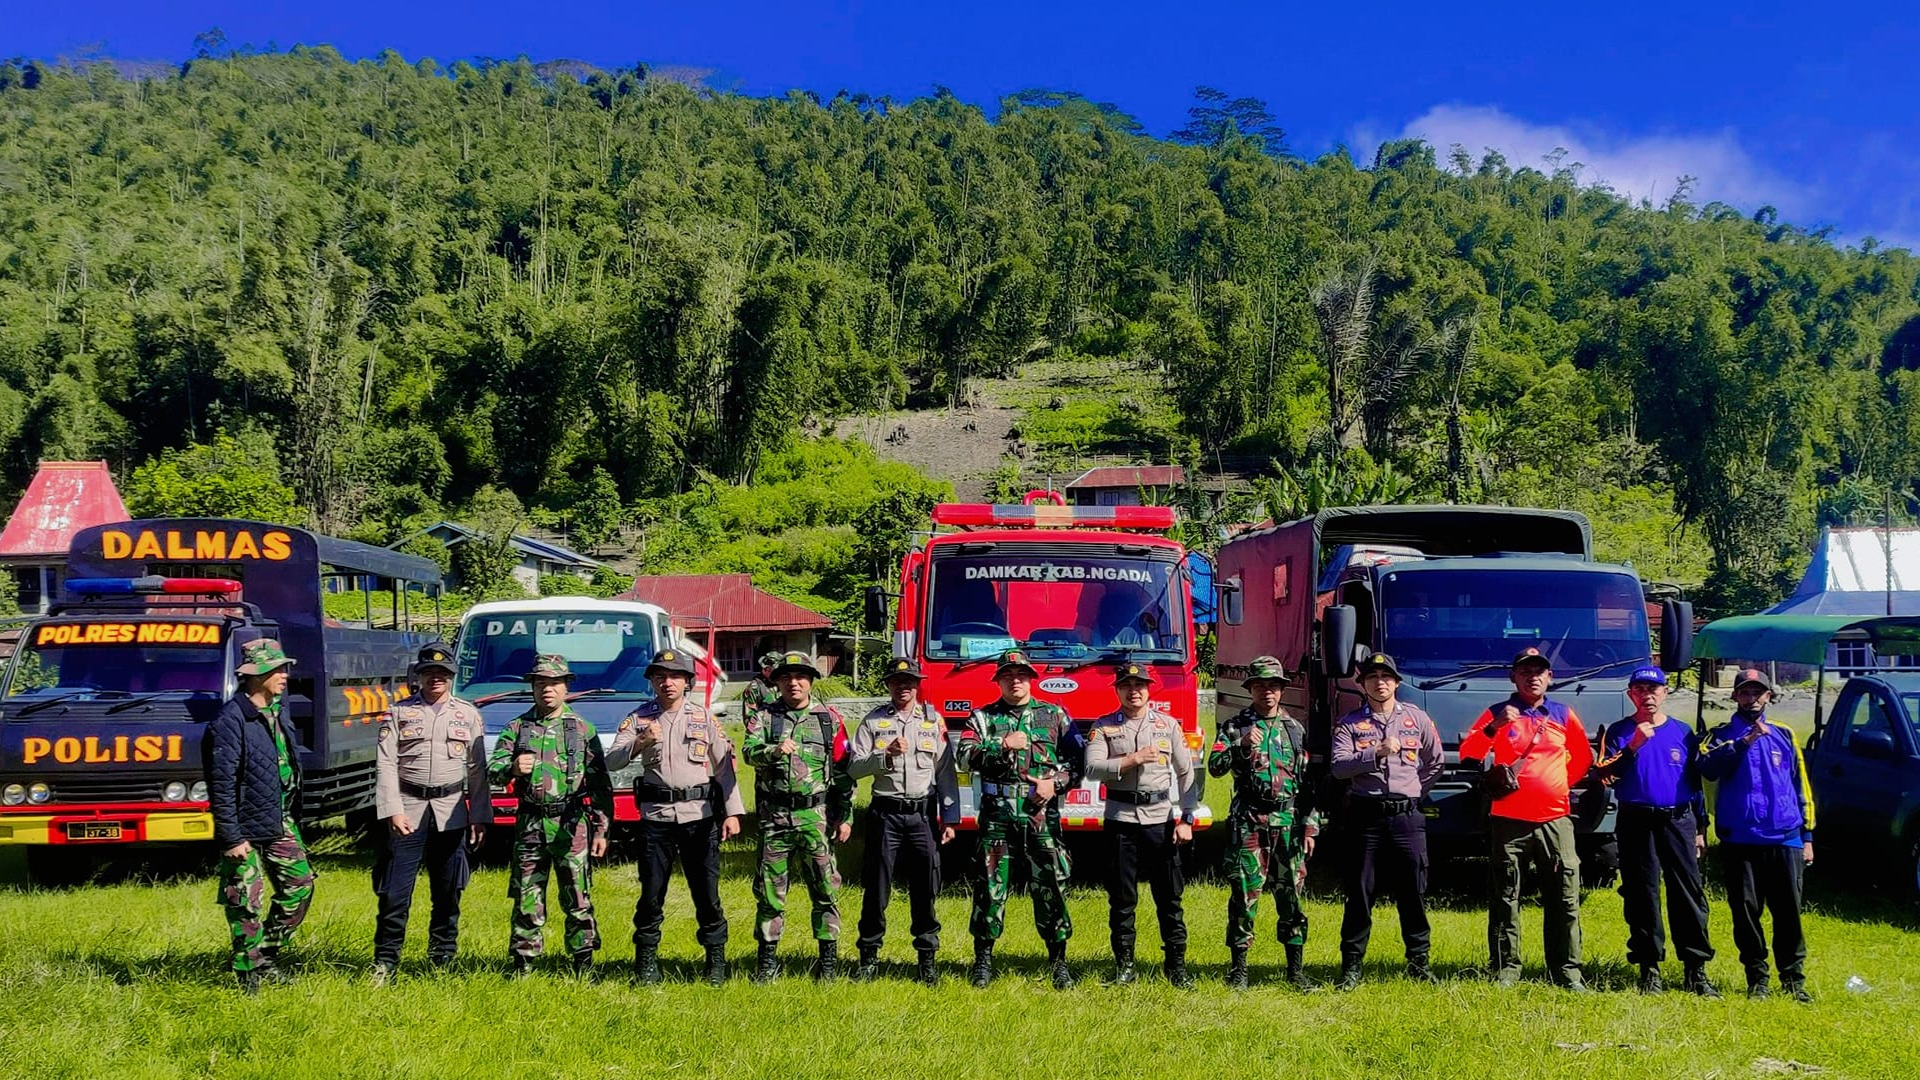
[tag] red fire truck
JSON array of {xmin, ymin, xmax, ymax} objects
[{"xmin": 865, "ymin": 491, "xmax": 1215, "ymax": 835}]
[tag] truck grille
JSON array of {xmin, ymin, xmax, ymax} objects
[{"xmin": 48, "ymin": 778, "xmax": 165, "ymax": 803}]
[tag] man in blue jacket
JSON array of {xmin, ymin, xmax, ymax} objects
[
  {"xmin": 1699, "ymin": 668, "xmax": 1815, "ymax": 1002},
  {"xmin": 203, "ymin": 639, "xmax": 317, "ymax": 994}
]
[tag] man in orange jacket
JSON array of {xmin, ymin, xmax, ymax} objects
[{"xmin": 1458, "ymin": 647, "xmax": 1594, "ymax": 990}]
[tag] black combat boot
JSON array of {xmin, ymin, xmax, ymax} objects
[
  {"xmin": 1163, "ymin": 945, "xmax": 1194, "ymax": 991},
  {"xmin": 1406, "ymin": 957, "xmax": 1437, "ymax": 984},
  {"xmin": 969, "ymin": 941, "xmax": 995, "ymax": 988},
  {"xmin": 1048, "ymin": 941, "xmax": 1075, "ymax": 990},
  {"xmin": 1784, "ymin": 981, "xmax": 1813, "ymax": 1004},
  {"xmin": 1285, "ymin": 944, "xmax": 1313, "ymax": 989},
  {"xmin": 1108, "ymin": 943, "xmax": 1137, "ymax": 986},
  {"xmin": 632, "ymin": 943, "xmax": 662, "ymax": 985},
  {"xmin": 814, "ymin": 940, "xmax": 839, "ymax": 982},
  {"xmin": 236, "ymin": 968, "xmax": 264, "ymax": 996},
  {"xmin": 852, "ymin": 945, "xmax": 881, "ymax": 982},
  {"xmin": 753, "ymin": 941, "xmax": 781, "ymax": 983},
  {"xmin": 1638, "ymin": 965, "xmax": 1665, "ymax": 994},
  {"xmin": 1335, "ymin": 958, "xmax": 1363, "ymax": 992},
  {"xmin": 1225, "ymin": 947, "xmax": 1250, "ymax": 991},
  {"xmin": 571, "ymin": 952, "xmax": 595, "ymax": 980},
  {"xmin": 704, "ymin": 944, "xmax": 729, "ymax": 987},
  {"xmin": 368, "ymin": 961, "xmax": 396, "ymax": 989},
  {"xmin": 1683, "ymin": 964, "xmax": 1720, "ymax": 999},
  {"xmin": 507, "ymin": 955, "xmax": 532, "ymax": 980},
  {"xmin": 917, "ymin": 948, "xmax": 939, "ymax": 987}
]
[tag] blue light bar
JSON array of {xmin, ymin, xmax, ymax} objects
[{"xmin": 66, "ymin": 577, "xmax": 149, "ymax": 595}]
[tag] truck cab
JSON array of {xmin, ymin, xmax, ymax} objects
[{"xmin": 1808, "ymin": 673, "xmax": 1920, "ymax": 895}]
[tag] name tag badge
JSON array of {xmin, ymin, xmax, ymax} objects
[{"xmin": 399, "ymin": 726, "xmax": 423, "ymax": 740}]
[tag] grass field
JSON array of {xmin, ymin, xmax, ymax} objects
[{"xmin": 2, "ymin": 830, "xmax": 1917, "ymax": 1080}]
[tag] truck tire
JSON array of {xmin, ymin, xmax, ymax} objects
[{"xmin": 1577, "ymin": 833, "xmax": 1619, "ymax": 891}]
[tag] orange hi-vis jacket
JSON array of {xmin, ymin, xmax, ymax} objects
[{"xmin": 1458, "ymin": 696, "xmax": 1593, "ymax": 823}]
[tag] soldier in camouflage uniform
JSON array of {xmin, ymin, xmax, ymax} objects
[
  {"xmin": 961, "ymin": 650, "xmax": 1087, "ymax": 990},
  {"xmin": 1209, "ymin": 655, "xmax": 1321, "ymax": 990},
  {"xmin": 739, "ymin": 651, "xmax": 781, "ymax": 719},
  {"xmin": 741, "ymin": 651, "xmax": 854, "ymax": 981},
  {"xmin": 205, "ymin": 639, "xmax": 316, "ymax": 994},
  {"xmin": 485, "ymin": 654, "xmax": 613, "ymax": 978}
]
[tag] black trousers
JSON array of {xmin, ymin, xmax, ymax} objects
[
  {"xmin": 1615, "ymin": 806, "xmax": 1713, "ymax": 967},
  {"xmin": 633, "ymin": 815, "xmax": 728, "ymax": 949},
  {"xmin": 371, "ymin": 816, "xmax": 471, "ymax": 966},
  {"xmin": 1339, "ymin": 800, "xmax": 1430, "ymax": 965},
  {"xmin": 1721, "ymin": 842, "xmax": 1806, "ymax": 986},
  {"xmin": 857, "ymin": 800, "xmax": 943, "ymax": 952},
  {"xmin": 1106, "ymin": 819, "xmax": 1186, "ymax": 955}
]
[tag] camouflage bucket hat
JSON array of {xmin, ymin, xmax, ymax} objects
[
  {"xmin": 645, "ymin": 647, "xmax": 697, "ymax": 678},
  {"xmin": 1242, "ymin": 655, "xmax": 1290, "ymax": 688},
  {"xmin": 236, "ymin": 639, "xmax": 296, "ymax": 676},
  {"xmin": 771, "ymin": 650, "xmax": 821, "ymax": 680},
  {"xmin": 758, "ymin": 651, "xmax": 783, "ymax": 670},
  {"xmin": 994, "ymin": 650, "xmax": 1039, "ymax": 679},
  {"xmin": 414, "ymin": 642, "xmax": 457, "ymax": 674},
  {"xmin": 1112, "ymin": 661, "xmax": 1155, "ymax": 686},
  {"xmin": 522, "ymin": 653, "xmax": 574, "ymax": 681}
]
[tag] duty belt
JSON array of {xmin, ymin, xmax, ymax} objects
[
  {"xmin": 760, "ymin": 789, "xmax": 827, "ymax": 811},
  {"xmin": 637, "ymin": 781, "xmax": 714, "ymax": 803},
  {"xmin": 869, "ymin": 793, "xmax": 932, "ymax": 814},
  {"xmin": 402, "ymin": 779, "xmax": 468, "ymax": 801},
  {"xmin": 518, "ymin": 795, "xmax": 580, "ymax": 816},
  {"xmin": 1349, "ymin": 794, "xmax": 1417, "ymax": 817},
  {"xmin": 979, "ymin": 781, "xmax": 1033, "ymax": 799},
  {"xmin": 1104, "ymin": 788, "xmax": 1170, "ymax": 806},
  {"xmin": 1619, "ymin": 802, "xmax": 1692, "ymax": 819}
]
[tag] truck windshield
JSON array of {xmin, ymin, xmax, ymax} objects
[
  {"xmin": 1379, "ymin": 568, "xmax": 1649, "ymax": 677},
  {"xmin": 4, "ymin": 637, "xmax": 227, "ymax": 700},
  {"xmin": 924, "ymin": 552, "xmax": 1186, "ymax": 661},
  {"xmin": 455, "ymin": 611, "xmax": 658, "ymax": 699}
]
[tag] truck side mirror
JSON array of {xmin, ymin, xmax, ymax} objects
[
  {"xmin": 863, "ymin": 585, "xmax": 890, "ymax": 634},
  {"xmin": 1660, "ymin": 599, "xmax": 1693, "ymax": 672},
  {"xmin": 1321, "ymin": 604, "xmax": 1357, "ymax": 679},
  {"xmin": 1851, "ymin": 729, "xmax": 1898, "ymax": 760},
  {"xmin": 1220, "ymin": 576, "xmax": 1243, "ymax": 625}
]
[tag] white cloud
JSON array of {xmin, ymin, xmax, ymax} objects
[{"xmin": 1384, "ymin": 104, "xmax": 1812, "ymax": 219}]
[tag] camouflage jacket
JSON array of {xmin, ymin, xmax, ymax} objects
[
  {"xmin": 960, "ymin": 699, "xmax": 1085, "ymax": 799},
  {"xmin": 742, "ymin": 699, "xmax": 855, "ymax": 825},
  {"xmin": 739, "ymin": 679, "xmax": 778, "ymax": 717},
  {"xmin": 1207, "ymin": 706, "xmax": 1321, "ymax": 835},
  {"xmin": 486, "ymin": 705, "xmax": 613, "ymax": 832}
]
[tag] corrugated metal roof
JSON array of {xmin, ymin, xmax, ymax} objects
[
  {"xmin": 402, "ymin": 521, "xmax": 603, "ymax": 568},
  {"xmin": 1066, "ymin": 466, "xmax": 1186, "ymax": 489},
  {"xmin": 0, "ymin": 461, "xmax": 129, "ymax": 559},
  {"xmin": 1767, "ymin": 526, "xmax": 1920, "ymax": 616},
  {"xmin": 623, "ymin": 573, "xmax": 833, "ymax": 632}
]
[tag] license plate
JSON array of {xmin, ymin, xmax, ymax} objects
[
  {"xmin": 66, "ymin": 821, "xmax": 123, "ymax": 841},
  {"xmin": 1065, "ymin": 789, "xmax": 1094, "ymax": 805}
]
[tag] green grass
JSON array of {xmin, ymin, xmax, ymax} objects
[{"xmin": 2, "ymin": 839, "xmax": 1917, "ymax": 1080}]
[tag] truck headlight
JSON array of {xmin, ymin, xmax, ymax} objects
[
  {"xmin": 189, "ymin": 781, "xmax": 207, "ymax": 802},
  {"xmin": 27, "ymin": 783, "xmax": 49, "ymax": 805},
  {"xmin": 163, "ymin": 782, "xmax": 188, "ymax": 802},
  {"xmin": 1, "ymin": 784, "xmax": 24, "ymax": 806}
]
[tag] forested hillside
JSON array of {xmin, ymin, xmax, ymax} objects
[{"xmin": 1, "ymin": 49, "xmax": 1917, "ymax": 613}]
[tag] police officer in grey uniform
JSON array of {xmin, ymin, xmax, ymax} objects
[
  {"xmin": 1085, "ymin": 662, "xmax": 1199, "ymax": 988},
  {"xmin": 370, "ymin": 642, "xmax": 492, "ymax": 983},
  {"xmin": 1329, "ymin": 651, "xmax": 1444, "ymax": 989},
  {"xmin": 606, "ymin": 646, "xmax": 745, "ymax": 986},
  {"xmin": 848, "ymin": 657, "xmax": 959, "ymax": 985}
]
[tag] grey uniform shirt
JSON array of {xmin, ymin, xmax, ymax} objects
[
  {"xmin": 375, "ymin": 695, "xmax": 493, "ymax": 831},
  {"xmin": 1329, "ymin": 701, "xmax": 1444, "ymax": 799},
  {"xmin": 605, "ymin": 699, "xmax": 746, "ymax": 823},
  {"xmin": 849, "ymin": 700, "xmax": 960, "ymax": 824},
  {"xmin": 1085, "ymin": 707, "xmax": 1197, "ymax": 825}
]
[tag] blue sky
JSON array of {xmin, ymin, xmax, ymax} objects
[{"xmin": 10, "ymin": 0, "xmax": 1920, "ymax": 248}]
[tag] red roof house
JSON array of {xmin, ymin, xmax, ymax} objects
[
  {"xmin": 623, "ymin": 573, "xmax": 835, "ymax": 676},
  {"xmin": 0, "ymin": 461, "xmax": 129, "ymax": 612},
  {"xmin": 1064, "ymin": 465, "xmax": 1186, "ymax": 507}
]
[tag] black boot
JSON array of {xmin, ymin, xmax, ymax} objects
[
  {"xmin": 969, "ymin": 941, "xmax": 994, "ymax": 988},
  {"xmin": 753, "ymin": 941, "xmax": 781, "ymax": 983},
  {"xmin": 1683, "ymin": 964, "xmax": 1720, "ymax": 999},
  {"xmin": 1225, "ymin": 947, "xmax": 1249, "ymax": 991},
  {"xmin": 1048, "ymin": 941, "xmax": 1075, "ymax": 990},
  {"xmin": 1406, "ymin": 957, "xmax": 1437, "ymax": 984},
  {"xmin": 1335, "ymin": 958, "xmax": 1362, "ymax": 991},
  {"xmin": 852, "ymin": 946, "xmax": 880, "ymax": 982},
  {"xmin": 1109, "ymin": 943, "xmax": 1136, "ymax": 986},
  {"xmin": 814, "ymin": 940, "xmax": 839, "ymax": 982},
  {"xmin": 1163, "ymin": 946, "xmax": 1194, "ymax": 990},
  {"xmin": 632, "ymin": 943, "xmax": 662, "ymax": 985},
  {"xmin": 917, "ymin": 948, "xmax": 939, "ymax": 987},
  {"xmin": 1285, "ymin": 944, "xmax": 1313, "ymax": 989},
  {"xmin": 506, "ymin": 955, "xmax": 532, "ymax": 980},
  {"xmin": 704, "ymin": 944, "xmax": 729, "ymax": 987},
  {"xmin": 571, "ymin": 952, "xmax": 595, "ymax": 980},
  {"xmin": 1638, "ymin": 964, "xmax": 1665, "ymax": 994},
  {"xmin": 236, "ymin": 968, "xmax": 264, "ymax": 996},
  {"xmin": 1784, "ymin": 981, "xmax": 1813, "ymax": 1004}
]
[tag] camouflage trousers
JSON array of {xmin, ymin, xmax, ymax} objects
[
  {"xmin": 754, "ymin": 810, "xmax": 841, "ymax": 943},
  {"xmin": 508, "ymin": 811, "xmax": 598, "ymax": 958},
  {"xmin": 1226, "ymin": 816, "xmax": 1308, "ymax": 949},
  {"xmin": 970, "ymin": 800, "xmax": 1072, "ymax": 944},
  {"xmin": 215, "ymin": 816, "xmax": 316, "ymax": 973}
]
